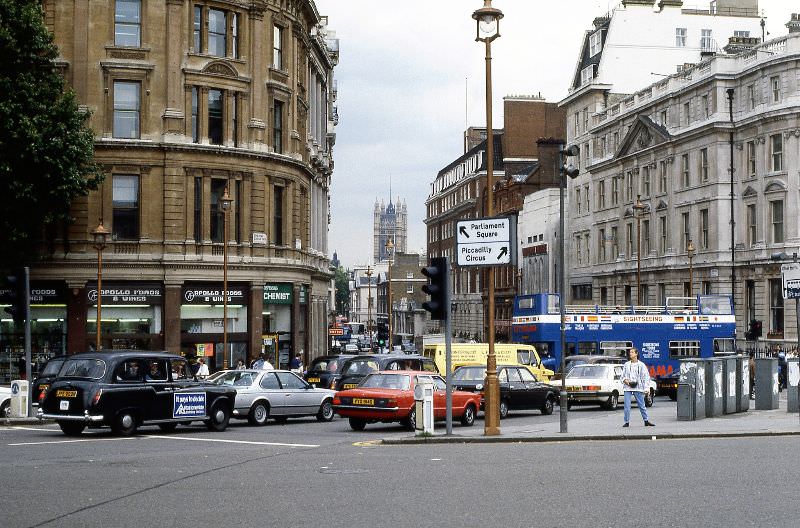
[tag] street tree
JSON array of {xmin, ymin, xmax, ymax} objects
[
  {"xmin": 0, "ymin": 0, "xmax": 102, "ymax": 267},
  {"xmin": 334, "ymin": 266, "xmax": 350, "ymax": 316}
]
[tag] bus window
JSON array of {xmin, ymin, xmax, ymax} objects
[
  {"xmin": 669, "ymin": 340, "xmax": 700, "ymax": 358},
  {"xmin": 577, "ymin": 342, "xmax": 597, "ymax": 355},
  {"xmin": 518, "ymin": 297, "xmax": 534, "ymax": 310},
  {"xmin": 547, "ymin": 294, "xmax": 560, "ymax": 314},
  {"xmin": 699, "ymin": 296, "xmax": 732, "ymax": 315},
  {"xmin": 713, "ymin": 338, "xmax": 735, "ymax": 355},
  {"xmin": 600, "ymin": 341, "xmax": 632, "ymax": 357}
]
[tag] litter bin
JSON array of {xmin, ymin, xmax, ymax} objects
[
  {"xmin": 678, "ymin": 359, "xmax": 705, "ymax": 420},
  {"xmin": 735, "ymin": 355, "xmax": 750, "ymax": 413},
  {"xmin": 705, "ymin": 358, "xmax": 723, "ymax": 418},
  {"xmin": 787, "ymin": 358, "xmax": 799, "ymax": 413},
  {"xmin": 754, "ymin": 358, "xmax": 779, "ymax": 410},
  {"xmin": 722, "ymin": 356, "xmax": 737, "ymax": 414},
  {"xmin": 9, "ymin": 380, "xmax": 29, "ymax": 418},
  {"xmin": 413, "ymin": 377, "xmax": 434, "ymax": 435}
]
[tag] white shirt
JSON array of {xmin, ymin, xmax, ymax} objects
[
  {"xmin": 621, "ymin": 360, "xmax": 649, "ymax": 393},
  {"xmin": 197, "ymin": 363, "xmax": 209, "ymax": 377},
  {"xmin": 261, "ymin": 361, "xmax": 274, "ymax": 370}
]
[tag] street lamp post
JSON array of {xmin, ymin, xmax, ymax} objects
[
  {"xmin": 221, "ymin": 187, "xmax": 233, "ymax": 369},
  {"xmin": 633, "ymin": 195, "xmax": 647, "ymax": 305},
  {"xmin": 386, "ymin": 237, "xmax": 394, "ymax": 351},
  {"xmin": 687, "ymin": 239, "xmax": 696, "ymax": 300},
  {"xmin": 366, "ymin": 266, "xmax": 374, "ymax": 350},
  {"xmin": 91, "ymin": 222, "xmax": 110, "ymax": 352},
  {"xmin": 473, "ymin": 0, "xmax": 503, "ymax": 437}
]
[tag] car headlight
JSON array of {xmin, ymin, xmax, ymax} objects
[{"xmin": 476, "ymin": 384, "xmax": 483, "ymax": 390}]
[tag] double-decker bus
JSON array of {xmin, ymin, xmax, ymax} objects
[{"xmin": 511, "ymin": 293, "xmax": 736, "ymax": 378}]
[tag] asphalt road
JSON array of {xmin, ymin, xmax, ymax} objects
[{"xmin": 1, "ymin": 408, "xmax": 795, "ymax": 528}]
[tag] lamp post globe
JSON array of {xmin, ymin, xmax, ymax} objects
[{"xmin": 472, "ymin": 0, "xmax": 503, "ymax": 42}]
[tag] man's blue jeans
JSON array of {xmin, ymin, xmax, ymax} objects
[{"xmin": 623, "ymin": 391, "xmax": 649, "ymax": 423}]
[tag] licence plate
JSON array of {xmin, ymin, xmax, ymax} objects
[
  {"xmin": 352, "ymin": 398, "xmax": 374, "ymax": 405},
  {"xmin": 55, "ymin": 390, "xmax": 77, "ymax": 398},
  {"xmin": 343, "ymin": 384, "xmax": 358, "ymax": 389},
  {"xmin": 308, "ymin": 377, "xmax": 320, "ymax": 383},
  {"xmin": 567, "ymin": 386, "xmax": 580, "ymax": 392},
  {"xmin": 59, "ymin": 400, "xmax": 70, "ymax": 411}
]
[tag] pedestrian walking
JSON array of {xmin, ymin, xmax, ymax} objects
[
  {"xmin": 235, "ymin": 359, "xmax": 245, "ymax": 370},
  {"xmin": 621, "ymin": 347, "xmax": 655, "ymax": 427},
  {"xmin": 196, "ymin": 358, "xmax": 209, "ymax": 379}
]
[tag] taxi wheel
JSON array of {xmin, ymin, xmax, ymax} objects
[
  {"xmin": 206, "ymin": 402, "xmax": 230, "ymax": 432},
  {"xmin": 460, "ymin": 404, "xmax": 476, "ymax": 426},
  {"xmin": 499, "ymin": 399, "xmax": 509, "ymax": 419},
  {"xmin": 58, "ymin": 421, "xmax": 85, "ymax": 436},
  {"xmin": 1, "ymin": 400, "xmax": 9, "ymax": 418},
  {"xmin": 158, "ymin": 423, "xmax": 178, "ymax": 433},
  {"xmin": 316, "ymin": 400, "xmax": 334, "ymax": 422},
  {"xmin": 112, "ymin": 411, "xmax": 138, "ymax": 436},
  {"xmin": 541, "ymin": 397, "xmax": 554, "ymax": 416},
  {"xmin": 348, "ymin": 417, "xmax": 367, "ymax": 431},
  {"xmin": 248, "ymin": 402, "xmax": 269, "ymax": 426}
]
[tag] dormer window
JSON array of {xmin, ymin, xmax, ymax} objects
[
  {"xmin": 589, "ymin": 31, "xmax": 602, "ymax": 57},
  {"xmin": 580, "ymin": 64, "xmax": 594, "ymax": 86}
]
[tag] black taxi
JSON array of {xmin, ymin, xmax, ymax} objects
[{"xmin": 39, "ymin": 351, "xmax": 236, "ymax": 436}]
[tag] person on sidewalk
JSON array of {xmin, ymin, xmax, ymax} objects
[{"xmin": 621, "ymin": 347, "xmax": 655, "ymax": 427}]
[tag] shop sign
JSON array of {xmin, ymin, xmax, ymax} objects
[
  {"xmin": 195, "ymin": 343, "xmax": 214, "ymax": 357},
  {"xmin": 87, "ymin": 283, "xmax": 162, "ymax": 306},
  {"xmin": 263, "ymin": 283, "xmax": 292, "ymax": 305},
  {"xmin": 0, "ymin": 281, "xmax": 67, "ymax": 305},
  {"xmin": 182, "ymin": 284, "xmax": 246, "ymax": 305}
]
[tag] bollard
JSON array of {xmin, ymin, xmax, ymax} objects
[
  {"xmin": 787, "ymin": 358, "xmax": 799, "ymax": 413},
  {"xmin": 754, "ymin": 358, "xmax": 779, "ymax": 410},
  {"xmin": 704, "ymin": 358, "xmax": 723, "ymax": 418},
  {"xmin": 722, "ymin": 356, "xmax": 737, "ymax": 414}
]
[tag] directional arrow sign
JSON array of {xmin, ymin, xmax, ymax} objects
[{"xmin": 455, "ymin": 217, "xmax": 514, "ymax": 267}]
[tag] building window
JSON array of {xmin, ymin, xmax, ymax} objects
[
  {"xmin": 234, "ymin": 179, "xmax": 241, "ymax": 243},
  {"xmin": 112, "ymin": 175, "xmax": 139, "ymax": 240},
  {"xmin": 407, "ymin": 284, "xmax": 414, "ymax": 295},
  {"xmin": 273, "ymin": 25, "xmax": 284, "ymax": 70},
  {"xmin": 702, "ymin": 95, "xmax": 710, "ymax": 118},
  {"xmin": 574, "ymin": 113, "xmax": 580, "ymax": 136},
  {"xmin": 681, "ymin": 153, "xmax": 690, "ymax": 187},
  {"xmin": 231, "ymin": 12, "xmax": 239, "ymax": 59},
  {"xmin": 193, "ymin": 6, "xmax": 202, "ymax": 51},
  {"xmin": 580, "ymin": 65, "xmax": 594, "ymax": 86},
  {"xmin": 598, "ymin": 180, "xmax": 605, "ymax": 209},
  {"xmin": 746, "ymin": 204, "xmax": 756, "ymax": 246},
  {"xmin": 660, "ymin": 109, "xmax": 668, "ymax": 127},
  {"xmin": 611, "ymin": 226, "xmax": 618, "ymax": 259},
  {"xmin": 699, "ymin": 148, "xmax": 708, "ymax": 182},
  {"xmin": 273, "ymin": 185, "xmax": 284, "ymax": 246},
  {"xmin": 191, "ymin": 87, "xmax": 199, "ymax": 143},
  {"xmin": 611, "ymin": 177, "xmax": 619, "ymax": 206},
  {"xmin": 769, "ymin": 278, "xmax": 784, "ymax": 333},
  {"xmin": 208, "ymin": 9, "xmax": 227, "ymax": 57},
  {"xmin": 734, "ymin": 30, "xmax": 750, "ymax": 37},
  {"xmin": 625, "ymin": 172, "xmax": 634, "ymax": 202},
  {"xmin": 208, "ymin": 89, "xmax": 224, "ymax": 145},
  {"xmin": 642, "ymin": 166, "xmax": 650, "ymax": 197},
  {"xmin": 683, "ymin": 102, "xmax": 690, "ymax": 126},
  {"xmin": 626, "ymin": 223, "xmax": 633, "ymax": 259},
  {"xmin": 589, "ymin": 31, "xmax": 602, "ymax": 56},
  {"xmin": 585, "ymin": 185, "xmax": 590, "ymax": 212},
  {"xmin": 771, "ymin": 76, "xmax": 781, "ymax": 103},
  {"xmin": 210, "ymin": 179, "xmax": 227, "ymax": 243},
  {"xmin": 747, "ymin": 84, "xmax": 756, "ymax": 110},
  {"xmin": 770, "ymin": 134, "xmax": 782, "ymax": 172},
  {"xmin": 770, "ymin": 199, "xmax": 784, "ymax": 243},
  {"xmin": 231, "ymin": 93, "xmax": 239, "ymax": 147},
  {"xmin": 576, "ymin": 236, "xmax": 582, "ymax": 265},
  {"xmin": 658, "ymin": 161, "xmax": 667, "ymax": 194},
  {"xmin": 273, "ymin": 100, "xmax": 284, "ymax": 154},
  {"xmin": 659, "ymin": 216, "xmax": 667, "ymax": 254},
  {"xmin": 675, "ymin": 27, "xmax": 687, "ymax": 47},
  {"xmin": 659, "ymin": 283, "xmax": 666, "ymax": 305},
  {"xmin": 576, "ymin": 188, "xmax": 582, "ymax": 214},
  {"xmin": 642, "ymin": 219, "xmax": 650, "ymax": 255},
  {"xmin": 115, "ymin": 0, "xmax": 141, "ymax": 47},
  {"xmin": 681, "ymin": 212, "xmax": 690, "ymax": 254},
  {"xmin": 599, "ymin": 228, "xmax": 606, "ymax": 262},
  {"xmin": 113, "ymin": 81, "xmax": 140, "ymax": 139},
  {"xmin": 746, "ymin": 140, "xmax": 756, "ymax": 177},
  {"xmin": 582, "ymin": 109, "xmax": 589, "ymax": 134},
  {"xmin": 700, "ymin": 208, "xmax": 709, "ymax": 249},
  {"xmin": 700, "ymin": 29, "xmax": 712, "ymax": 51},
  {"xmin": 745, "ymin": 280, "xmax": 755, "ymax": 324},
  {"xmin": 194, "ymin": 177, "xmax": 202, "ymax": 243},
  {"xmin": 585, "ymin": 233, "xmax": 590, "ymax": 263}
]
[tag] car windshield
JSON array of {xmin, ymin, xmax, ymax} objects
[
  {"xmin": 309, "ymin": 358, "xmax": 339, "ymax": 373},
  {"xmin": 59, "ymin": 359, "xmax": 106, "ymax": 379},
  {"xmin": 359, "ymin": 374, "xmax": 410, "ymax": 390},
  {"xmin": 41, "ymin": 358, "xmax": 66, "ymax": 376},
  {"xmin": 453, "ymin": 367, "xmax": 487, "ymax": 382},
  {"xmin": 210, "ymin": 371, "xmax": 257, "ymax": 387},
  {"xmin": 567, "ymin": 365, "xmax": 610, "ymax": 379},
  {"xmin": 342, "ymin": 359, "xmax": 380, "ymax": 376}
]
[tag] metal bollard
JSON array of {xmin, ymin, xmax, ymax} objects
[
  {"xmin": 722, "ymin": 356, "xmax": 737, "ymax": 414},
  {"xmin": 705, "ymin": 358, "xmax": 723, "ymax": 418},
  {"xmin": 755, "ymin": 358, "xmax": 779, "ymax": 410}
]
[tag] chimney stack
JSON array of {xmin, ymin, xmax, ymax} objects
[
  {"xmin": 787, "ymin": 14, "xmax": 800, "ymax": 34},
  {"xmin": 723, "ymin": 36, "xmax": 761, "ymax": 54}
]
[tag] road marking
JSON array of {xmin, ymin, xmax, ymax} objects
[
  {"xmin": 9, "ymin": 426, "xmax": 59, "ymax": 432},
  {"xmin": 352, "ymin": 440, "xmax": 381, "ymax": 447},
  {"xmin": 142, "ymin": 435, "xmax": 319, "ymax": 448},
  {"xmin": 8, "ymin": 437, "xmax": 138, "ymax": 446}
]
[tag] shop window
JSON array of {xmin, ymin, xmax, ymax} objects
[
  {"xmin": 208, "ymin": 89, "xmax": 224, "ymax": 145},
  {"xmin": 113, "ymin": 81, "xmax": 140, "ymax": 139},
  {"xmin": 273, "ymin": 185, "xmax": 284, "ymax": 246},
  {"xmin": 210, "ymin": 179, "xmax": 227, "ymax": 243},
  {"xmin": 273, "ymin": 100, "xmax": 284, "ymax": 154},
  {"xmin": 112, "ymin": 175, "xmax": 139, "ymax": 240},
  {"xmin": 115, "ymin": 0, "xmax": 141, "ymax": 47}
]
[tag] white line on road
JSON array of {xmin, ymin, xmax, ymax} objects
[
  {"xmin": 142, "ymin": 435, "xmax": 319, "ymax": 448},
  {"xmin": 8, "ymin": 437, "xmax": 138, "ymax": 446},
  {"xmin": 9, "ymin": 426, "xmax": 59, "ymax": 432}
]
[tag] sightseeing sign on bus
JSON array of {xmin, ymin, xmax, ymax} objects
[{"xmin": 510, "ymin": 293, "xmax": 736, "ymax": 378}]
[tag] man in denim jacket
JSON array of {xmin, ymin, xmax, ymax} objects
[{"xmin": 621, "ymin": 348, "xmax": 655, "ymax": 427}]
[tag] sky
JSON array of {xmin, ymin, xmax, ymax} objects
[{"xmin": 316, "ymin": 0, "xmax": 794, "ymax": 269}]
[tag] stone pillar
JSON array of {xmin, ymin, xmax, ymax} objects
[
  {"xmin": 164, "ymin": 284, "xmax": 182, "ymax": 354},
  {"xmin": 163, "ymin": 0, "xmax": 186, "ymax": 136},
  {"xmin": 292, "ymin": 283, "xmax": 301, "ymax": 366},
  {"xmin": 248, "ymin": 283, "xmax": 264, "ymax": 365},
  {"xmin": 67, "ymin": 284, "xmax": 88, "ymax": 354}
]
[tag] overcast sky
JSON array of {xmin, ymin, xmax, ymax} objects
[{"xmin": 316, "ymin": 0, "xmax": 793, "ymax": 269}]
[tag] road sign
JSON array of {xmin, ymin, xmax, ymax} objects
[
  {"xmin": 455, "ymin": 217, "xmax": 514, "ymax": 267},
  {"xmin": 781, "ymin": 263, "xmax": 800, "ymax": 299}
]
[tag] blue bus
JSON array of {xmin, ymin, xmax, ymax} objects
[{"xmin": 510, "ymin": 293, "xmax": 736, "ymax": 379}]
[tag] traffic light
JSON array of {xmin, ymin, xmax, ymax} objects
[
  {"xmin": 561, "ymin": 144, "xmax": 580, "ymax": 178},
  {"xmin": 745, "ymin": 320, "xmax": 762, "ymax": 341},
  {"xmin": 421, "ymin": 257, "xmax": 448, "ymax": 321},
  {"xmin": 4, "ymin": 269, "xmax": 26, "ymax": 325},
  {"xmin": 376, "ymin": 321, "xmax": 388, "ymax": 346}
]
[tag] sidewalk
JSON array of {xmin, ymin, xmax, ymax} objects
[{"xmin": 382, "ymin": 396, "xmax": 800, "ymax": 444}]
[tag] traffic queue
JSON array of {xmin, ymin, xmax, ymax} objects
[{"xmin": 34, "ymin": 345, "xmax": 630, "ymax": 436}]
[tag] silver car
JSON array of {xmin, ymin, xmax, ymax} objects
[{"xmin": 209, "ymin": 369, "xmax": 336, "ymax": 426}]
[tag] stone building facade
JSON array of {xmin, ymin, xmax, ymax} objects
[
  {"xmin": 0, "ymin": 0, "xmax": 339, "ymax": 380},
  {"xmin": 373, "ymin": 197, "xmax": 408, "ymax": 263}
]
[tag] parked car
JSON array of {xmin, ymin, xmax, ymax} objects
[
  {"xmin": 32, "ymin": 355, "xmax": 68, "ymax": 408},
  {"xmin": 1, "ymin": 385, "xmax": 10, "ymax": 418},
  {"xmin": 333, "ymin": 371, "xmax": 480, "ymax": 430},
  {"xmin": 550, "ymin": 355, "xmax": 626, "ymax": 381},
  {"xmin": 335, "ymin": 354, "xmax": 437, "ymax": 390},
  {"xmin": 303, "ymin": 354, "xmax": 356, "ymax": 389},
  {"xmin": 209, "ymin": 369, "xmax": 336, "ymax": 425},
  {"xmin": 38, "ymin": 351, "xmax": 236, "ymax": 436},
  {"xmin": 550, "ymin": 363, "xmax": 655, "ymax": 410},
  {"xmin": 343, "ymin": 343, "xmax": 359, "ymax": 354},
  {"xmin": 452, "ymin": 365, "xmax": 559, "ymax": 417}
]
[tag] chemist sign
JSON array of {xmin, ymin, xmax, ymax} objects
[{"xmin": 456, "ymin": 217, "xmax": 514, "ymax": 267}]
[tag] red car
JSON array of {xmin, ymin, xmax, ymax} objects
[{"xmin": 333, "ymin": 371, "xmax": 480, "ymax": 431}]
